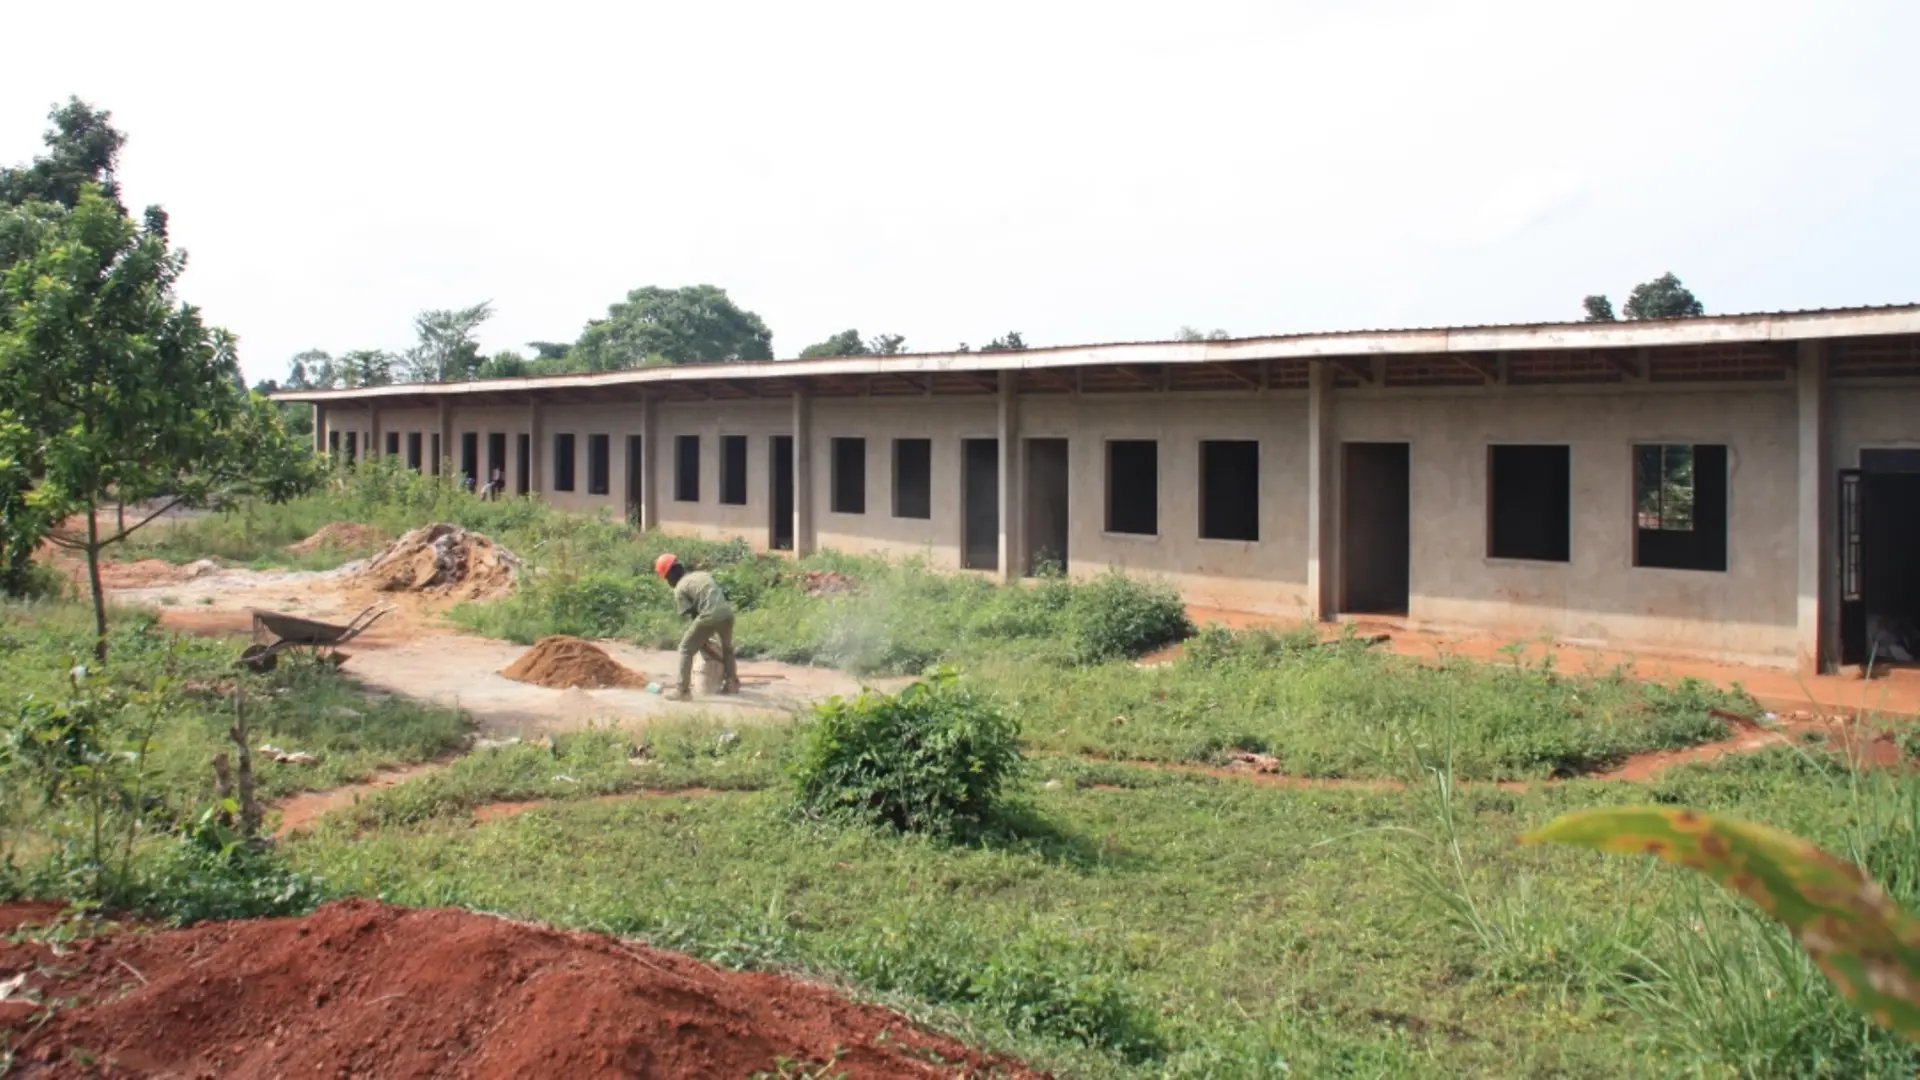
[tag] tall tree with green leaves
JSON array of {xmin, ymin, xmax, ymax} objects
[
  {"xmin": 1581, "ymin": 295, "xmax": 1617, "ymax": 322},
  {"xmin": 980, "ymin": 331, "xmax": 1027, "ymax": 353},
  {"xmin": 0, "ymin": 98, "xmax": 126, "ymax": 212},
  {"xmin": 799, "ymin": 329, "xmax": 870, "ymax": 358},
  {"xmin": 401, "ymin": 302, "xmax": 492, "ymax": 383},
  {"xmin": 571, "ymin": 285, "xmax": 773, "ymax": 370},
  {"xmin": 0, "ymin": 187, "xmax": 319, "ymax": 655},
  {"xmin": 868, "ymin": 333, "xmax": 907, "ymax": 356},
  {"xmin": 1623, "ymin": 272, "xmax": 1705, "ymax": 320}
]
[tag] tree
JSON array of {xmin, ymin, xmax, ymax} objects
[
  {"xmin": 1581, "ymin": 295, "xmax": 1616, "ymax": 322},
  {"xmin": 475, "ymin": 350, "xmax": 531, "ymax": 379},
  {"xmin": 0, "ymin": 98, "xmax": 126, "ymax": 211},
  {"xmin": 571, "ymin": 285, "xmax": 773, "ymax": 371},
  {"xmin": 980, "ymin": 332, "xmax": 1027, "ymax": 353},
  {"xmin": 338, "ymin": 349, "xmax": 396, "ymax": 388},
  {"xmin": 0, "ymin": 186, "xmax": 320, "ymax": 654},
  {"xmin": 401, "ymin": 302, "xmax": 492, "ymax": 383},
  {"xmin": 1623, "ymin": 273, "xmax": 1704, "ymax": 321},
  {"xmin": 799, "ymin": 329, "xmax": 870, "ymax": 359},
  {"xmin": 527, "ymin": 341, "xmax": 571, "ymax": 361},
  {"xmin": 869, "ymin": 333, "xmax": 907, "ymax": 356},
  {"xmin": 1178, "ymin": 326, "xmax": 1231, "ymax": 342}
]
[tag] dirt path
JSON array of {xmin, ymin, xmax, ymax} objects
[
  {"xmin": 1183, "ymin": 605, "xmax": 1920, "ymax": 719},
  {"xmin": 0, "ymin": 899, "xmax": 1048, "ymax": 1080},
  {"xmin": 120, "ymin": 565, "xmax": 896, "ymax": 738}
]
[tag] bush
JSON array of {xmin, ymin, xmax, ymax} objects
[
  {"xmin": 791, "ymin": 669, "xmax": 1022, "ymax": 839},
  {"xmin": 1065, "ymin": 572, "xmax": 1193, "ymax": 664}
]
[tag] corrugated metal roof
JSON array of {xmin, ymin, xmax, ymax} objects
[{"xmin": 272, "ymin": 302, "xmax": 1920, "ymax": 403}]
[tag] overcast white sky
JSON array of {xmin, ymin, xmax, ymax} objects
[{"xmin": 4, "ymin": 0, "xmax": 1916, "ymax": 384}]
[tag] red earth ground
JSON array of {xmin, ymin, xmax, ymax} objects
[{"xmin": 0, "ymin": 900, "xmax": 1046, "ymax": 1080}]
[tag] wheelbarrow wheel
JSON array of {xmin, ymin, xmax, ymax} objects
[{"xmin": 237, "ymin": 643, "xmax": 278, "ymax": 673}]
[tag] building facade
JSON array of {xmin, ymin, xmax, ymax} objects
[{"xmin": 279, "ymin": 306, "xmax": 1920, "ymax": 673}]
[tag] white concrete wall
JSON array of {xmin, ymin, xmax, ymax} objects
[
  {"xmin": 1336, "ymin": 383, "xmax": 1801, "ymax": 664},
  {"xmin": 1834, "ymin": 383, "xmax": 1920, "ymax": 466},
  {"xmin": 1022, "ymin": 393, "xmax": 1312, "ymax": 616},
  {"xmin": 303, "ymin": 376, "xmax": 1920, "ymax": 666}
]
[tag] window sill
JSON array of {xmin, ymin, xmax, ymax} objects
[
  {"xmin": 1102, "ymin": 531, "xmax": 1160, "ymax": 543},
  {"xmin": 1198, "ymin": 535, "xmax": 1260, "ymax": 546},
  {"xmin": 1484, "ymin": 556, "xmax": 1570, "ymax": 567}
]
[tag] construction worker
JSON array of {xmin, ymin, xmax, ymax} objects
[{"xmin": 654, "ymin": 553, "xmax": 740, "ymax": 700}]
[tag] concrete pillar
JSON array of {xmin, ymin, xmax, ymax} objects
[
  {"xmin": 437, "ymin": 400, "xmax": 452, "ymax": 480},
  {"xmin": 369, "ymin": 406, "xmax": 383, "ymax": 460},
  {"xmin": 793, "ymin": 386, "xmax": 815, "ymax": 556},
  {"xmin": 639, "ymin": 393, "xmax": 660, "ymax": 531},
  {"xmin": 311, "ymin": 404, "xmax": 327, "ymax": 454},
  {"xmin": 1305, "ymin": 359, "xmax": 1338, "ymax": 620},
  {"xmin": 528, "ymin": 399, "xmax": 544, "ymax": 495},
  {"xmin": 1796, "ymin": 340, "xmax": 1832, "ymax": 672},
  {"xmin": 997, "ymin": 370, "xmax": 1023, "ymax": 581}
]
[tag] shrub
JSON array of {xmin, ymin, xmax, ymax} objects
[
  {"xmin": 1066, "ymin": 571, "xmax": 1193, "ymax": 664},
  {"xmin": 790, "ymin": 669, "xmax": 1022, "ymax": 839}
]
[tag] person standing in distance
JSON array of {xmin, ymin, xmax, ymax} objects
[{"xmin": 654, "ymin": 553, "xmax": 740, "ymax": 700}]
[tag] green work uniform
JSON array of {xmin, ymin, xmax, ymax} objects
[{"xmin": 673, "ymin": 570, "xmax": 737, "ymax": 694}]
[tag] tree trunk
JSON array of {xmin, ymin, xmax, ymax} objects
[{"xmin": 85, "ymin": 497, "xmax": 108, "ymax": 661}]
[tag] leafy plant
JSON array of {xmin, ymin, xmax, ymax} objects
[
  {"xmin": 791, "ymin": 669, "xmax": 1022, "ymax": 840},
  {"xmin": 1525, "ymin": 806, "xmax": 1920, "ymax": 1042}
]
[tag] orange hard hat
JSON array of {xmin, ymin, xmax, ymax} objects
[{"xmin": 653, "ymin": 553, "xmax": 679, "ymax": 580}]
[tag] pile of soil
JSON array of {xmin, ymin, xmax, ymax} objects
[
  {"xmin": 347, "ymin": 523, "xmax": 519, "ymax": 602},
  {"xmin": 0, "ymin": 899, "xmax": 1046, "ymax": 1079},
  {"xmin": 92, "ymin": 557, "xmax": 219, "ymax": 590},
  {"xmin": 287, "ymin": 521, "xmax": 386, "ymax": 555},
  {"xmin": 802, "ymin": 569, "xmax": 858, "ymax": 596},
  {"xmin": 502, "ymin": 635, "xmax": 650, "ymax": 690}
]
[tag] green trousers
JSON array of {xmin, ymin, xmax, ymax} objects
[{"xmin": 677, "ymin": 611, "xmax": 737, "ymax": 694}]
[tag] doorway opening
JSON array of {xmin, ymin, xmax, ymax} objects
[
  {"xmin": 486, "ymin": 433, "xmax": 507, "ymax": 492},
  {"xmin": 962, "ymin": 438, "xmax": 999, "ymax": 571},
  {"xmin": 458, "ymin": 433, "xmax": 476, "ymax": 485},
  {"xmin": 769, "ymin": 435, "xmax": 795, "ymax": 551},
  {"xmin": 626, "ymin": 436, "xmax": 644, "ymax": 524},
  {"xmin": 516, "ymin": 435, "xmax": 530, "ymax": 495},
  {"xmin": 1341, "ymin": 442, "xmax": 1411, "ymax": 616},
  {"xmin": 1840, "ymin": 450, "xmax": 1920, "ymax": 668},
  {"xmin": 1024, "ymin": 438, "xmax": 1068, "ymax": 575}
]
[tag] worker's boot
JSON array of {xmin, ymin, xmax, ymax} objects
[
  {"xmin": 720, "ymin": 677, "xmax": 741, "ymax": 695},
  {"xmin": 672, "ymin": 685, "xmax": 693, "ymax": 702}
]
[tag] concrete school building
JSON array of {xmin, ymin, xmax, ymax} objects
[{"xmin": 275, "ymin": 305, "xmax": 1920, "ymax": 675}]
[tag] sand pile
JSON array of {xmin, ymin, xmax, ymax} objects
[
  {"xmin": 347, "ymin": 523, "xmax": 519, "ymax": 602},
  {"xmin": 0, "ymin": 899, "xmax": 1047, "ymax": 1079},
  {"xmin": 802, "ymin": 568, "xmax": 859, "ymax": 596},
  {"xmin": 502, "ymin": 635, "xmax": 650, "ymax": 689},
  {"xmin": 287, "ymin": 521, "xmax": 386, "ymax": 555}
]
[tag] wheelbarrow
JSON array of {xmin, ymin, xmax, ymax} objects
[{"xmin": 237, "ymin": 604, "xmax": 392, "ymax": 673}]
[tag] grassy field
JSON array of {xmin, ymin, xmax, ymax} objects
[{"xmin": 12, "ymin": 469, "xmax": 1918, "ymax": 1076}]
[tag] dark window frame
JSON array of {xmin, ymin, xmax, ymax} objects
[
  {"xmin": 1633, "ymin": 443, "xmax": 1728, "ymax": 572},
  {"xmin": 720, "ymin": 435, "xmax": 749, "ymax": 506},
  {"xmin": 587, "ymin": 434, "xmax": 610, "ymax": 495},
  {"xmin": 553, "ymin": 433, "xmax": 577, "ymax": 492},
  {"xmin": 892, "ymin": 438, "xmax": 932, "ymax": 520},
  {"xmin": 1486, "ymin": 443, "xmax": 1571, "ymax": 563},
  {"xmin": 1199, "ymin": 439, "xmax": 1260, "ymax": 542},
  {"xmin": 831, "ymin": 437, "xmax": 867, "ymax": 515},
  {"xmin": 405, "ymin": 432, "xmax": 422, "ymax": 471},
  {"xmin": 1106, "ymin": 439, "xmax": 1159, "ymax": 536},
  {"xmin": 675, "ymin": 435, "xmax": 701, "ymax": 502}
]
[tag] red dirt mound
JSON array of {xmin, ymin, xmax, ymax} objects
[
  {"xmin": 501, "ymin": 635, "xmax": 651, "ymax": 690},
  {"xmin": 347, "ymin": 523, "xmax": 518, "ymax": 602},
  {"xmin": 287, "ymin": 521, "xmax": 387, "ymax": 555},
  {"xmin": 0, "ymin": 899, "xmax": 1046, "ymax": 1079}
]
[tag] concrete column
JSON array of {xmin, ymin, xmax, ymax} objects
[
  {"xmin": 639, "ymin": 393, "xmax": 660, "ymax": 531},
  {"xmin": 997, "ymin": 370, "xmax": 1023, "ymax": 581},
  {"xmin": 1796, "ymin": 340, "xmax": 1832, "ymax": 672},
  {"xmin": 793, "ymin": 387, "xmax": 815, "ymax": 556},
  {"xmin": 528, "ymin": 399, "xmax": 545, "ymax": 494},
  {"xmin": 311, "ymin": 404, "xmax": 327, "ymax": 454},
  {"xmin": 437, "ymin": 400, "xmax": 452, "ymax": 479},
  {"xmin": 1305, "ymin": 359, "xmax": 1338, "ymax": 620},
  {"xmin": 369, "ymin": 406, "xmax": 383, "ymax": 460}
]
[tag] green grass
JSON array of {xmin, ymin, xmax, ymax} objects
[{"xmin": 279, "ymin": 738, "xmax": 1920, "ymax": 1077}]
